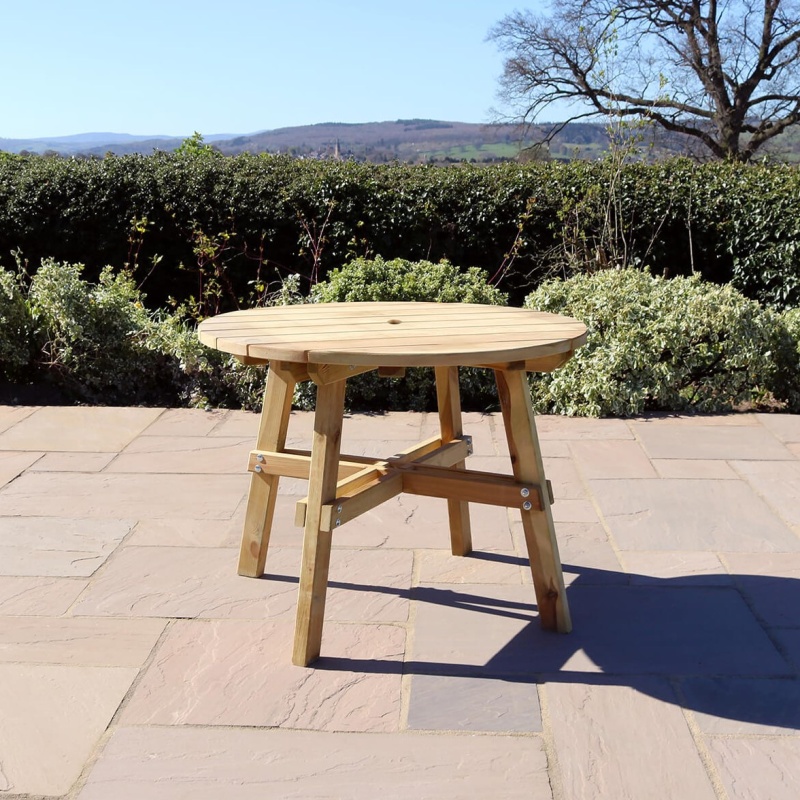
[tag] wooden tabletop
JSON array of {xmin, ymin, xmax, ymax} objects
[{"xmin": 197, "ymin": 302, "xmax": 587, "ymax": 367}]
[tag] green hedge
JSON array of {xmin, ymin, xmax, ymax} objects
[
  {"xmin": 2, "ymin": 152, "xmax": 800, "ymax": 311},
  {"xmin": 2, "ymin": 258, "xmax": 798, "ymax": 416},
  {"xmin": 525, "ymin": 269, "xmax": 800, "ymax": 416},
  {"xmin": 0, "ymin": 267, "xmax": 32, "ymax": 378}
]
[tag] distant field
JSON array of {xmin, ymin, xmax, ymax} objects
[
  {"xmin": 424, "ymin": 143, "xmax": 523, "ymax": 161},
  {"xmin": 5, "ymin": 117, "xmax": 800, "ymax": 162}
]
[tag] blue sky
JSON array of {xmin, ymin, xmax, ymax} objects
[{"xmin": 2, "ymin": 0, "xmax": 549, "ymax": 139}]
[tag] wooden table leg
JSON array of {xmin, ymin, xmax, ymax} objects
[
  {"xmin": 435, "ymin": 366, "xmax": 473, "ymax": 556},
  {"xmin": 495, "ymin": 369, "xmax": 571, "ymax": 633},
  {"xmin": 238, "ymin": 361, "xmax": 297, "ymax": 578},
  {"xmin": 292, "ymin": 377, "xmax": 347, "ymax": 666}
]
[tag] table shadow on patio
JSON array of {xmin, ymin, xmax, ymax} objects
[{"xmin": 265, "ymin": 557, "xmax": 800, "ymax": 731}]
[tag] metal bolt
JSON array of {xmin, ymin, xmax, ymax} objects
[
  {"xmin": 520, "ymin": 487, "xmax": 530, "ymax": 498},
  {"xmin": 337, "ymin": 504, "xmax": 343, "ymax": 513},
  {"xmin": 256, "ymin": 454, "xmax": 265, "ymax": 463},
  {"xmin": 522, "ymin": 500, "xmax": 532, "ymax": 511},
  {"xmin": 335, "ymin": 519, "xmax": 341, "ymax": 527},
  {"xmin": 254, "ymin": 465, "xmax": 262, "ymax": 473}
]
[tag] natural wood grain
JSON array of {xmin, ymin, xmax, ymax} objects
[
  {"xmin": 247, "ymin": 450, "xmax": 366, "ymax": 481},
  {"xmin": 201, "ymin": 302, "xmax": 584, "ymax": 665},
  {"xmin": 320, "ymin": 472, "xmax": 403, "ymax": 530},
  {"xmin": 435, "ymin": 365, "xmax": 473, "ymax": 556},
  {"xmin": 294, "ymin": 435, "xmax": 452, "ymax": 527},
  {"xmin": 478, "ymin": 352, "xmax": 575, "ymax": 373},
  {"xmin": 413, "ymin": 439, "xmax": 471, "ymax": 468},
  {"xmin": 399, "ymin": 464, "xmax": 544, "ymax": 509},
  {"xmin": 197, "ymin": 302, "xmax": 587, "ymax": 367},
  {"xmin": 377, "ymin": 366, "xmax": 407, "ymax": 378},
  {"xmin": 292, "ymin": 378, "xmax": 346, "ymax": 667},
  {"xmin": 495, "ymin": 368, "xmax": 571, "ymax": 633},
  {"xmin": 238, "ymin": 362, "xmax": 296, "ymax": 578},
  {"xmin": 234, "ymin": 355, "xmax": 269, "ymax": 366},
  {"xmin": 307, "ymin": 363, "xmax": 375, "ymax": 386},
  {"xmin": 316, "ymin": 462, "xmax": 542, "ymax": 530}
]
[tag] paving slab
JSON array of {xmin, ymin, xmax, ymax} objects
[
  {"xmin": 569, "ymin": 439, "xmax": 658, "ymax": 479},
  {"xmin": 0, "ymin": 405, "xmax": 37, "ymax": 434},
  {"xmin": 138, "ymin": 407, "xmax": 229, "ymax": 437},
  {"xmin": 731, "ymin": 459, "xmax": 800, "ymax": 527},
  {"xmin": 29, "ymin": 451, "xmax": 116, "ymax": 472},
  {"xmin": 410, "ymin": 583, "xmax": 549, "ymax": 675},
  {"xmin": 723, "ymin": 553, "xmax": 800, "ymax": 628},
  {"xmin": 549, "ymin": 497, "xmax": 603, "ymax": 524},
  {"xmin": 651, "ymin": 458, "xmax": 739, "ymax": 479},
  {"xmin": 543, "ymin": 679, "xmax": 718, "ymax": 800},
  {"xmin": 72, "ymin": 546, "xmax": 294, "ymax": 619},
  {"xmin": 756, "ymin": 413, "xmax": 800, "ymax": 443},
  {"xmin": 708, "ymin": 738, "xmax": 800, "ymax": 800},
  {"xmin": 77, "ymin": 726, "xmax": 552, "ymax": 800},
  {"xmin": 591, "ymin": 478, "xmax": 800, "ymax": 552},
  {"xmin": 126, "ymin": 517, "xmax": 242, "ymax": 548},
  {"xmin": 542, "ymin": 455, "xmax": 590, "ymax": 497},
  {"xmin": 106, "ymin": 435, "xmax": 252, "ymax": 474},
  {"xmin": 632, "ymin": 421, "xmax": 794, "ymax": 460},
  {"xmin": 535, "ymin": 415, "xmax": 634, "ymax": 440},
  {"xmin": 324, "ymin": 547, "xmax": 413, "ymax": 622},
  {"xmin": 407, "ymin": 673, "xmax": 542, "ymax": 732},
  {"xmin": 637, "ymin": 413, "xmax": 761, "ymax": 426},
  {"xmin": 0, "ymin": 406, "xmax": 798, "ymax": 800},
  {"xmin": 680, "ymin": 677, "xmax": 800, "ymax": 734},
  {"xmin": 0, "ymin": 576, "xmax": 88, "ymax": 616},
  {"xmin": 0, "ymin": 450, "xmax": 42, "ymax": 487},
  {"xmin": 71, "ymin": 544, "xmax": 412, "ymax": 624},
  {"xmin": 416, "ymin": 550, "xmax": 527, "ymax": 585},
  {"xmin": 773, "ymin": 629, "xmax": 800, "ymax": 671},
  {"xmin": 0, "ymin": 663, "xmax": 138, "ymax": 796},
  {"xmin": 411, "ymin": 584, "xmax": 790, "ymax": 677},
  {"xmin": 204, "ymin": 408, "xmax": 262, "ymax": 438},
  {"xmin": 558, "ymin": 586, "xmax": 791, "ymax": 676},
  {"xmin": 208, "ymin": 409, "xmax": 315, "ymax": 439},
  {"xmin": 0, "ymin": 405, "xmax": 164, "ymax": 451},
  {"xmin": 0, "ymin": 471, "xmax": 248, "ymax": 519},
  {"xmin": 342, "ymin": 411, "xmax": 425, "ymax": 441},
  {"xmin": 120, "ymin": 618, "xmax": 405, "ymax": 732},
  {"xmin": 420, "ymin": 411, "xmax": 499, "ymax": 455},
  {"xmin": 537, "ymin": 439, "xmax": 572, "ymax": 457},
  {"xmin": 621, "ymin": 551, "xmax": 731, "ymax": 586},
  {"xmin": 514, "ymin": 520, "xmax": 625, "ymax": 582},
  {"xmin": 0, "ymin": 516, "xmax": 132, "ymax": 576},
  {"xmin": 0, "ymin": 616, "xmax": 165, "ymax": 666}
]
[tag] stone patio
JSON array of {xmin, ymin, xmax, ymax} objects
[{"xmin": 0, "ymin": 404, "xmax": 799, "ymax": 799}]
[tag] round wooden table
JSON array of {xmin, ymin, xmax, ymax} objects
[{"xmin": 199, "ymin": 302, "xmax": 587, "ymax": 666}]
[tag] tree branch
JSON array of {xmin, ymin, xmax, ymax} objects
[{"xmin": 489, "ymin": 0, "xmax": 800, "ymax": 161}]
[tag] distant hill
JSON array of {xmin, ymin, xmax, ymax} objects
[
  {"xmin": 0, "ymin": 120, "xmax": 609, "ymax": 162},
  {"xmin": 212, "ymin": 119, "xmax": 614, "ymax": 162},
  {"xmin": 0, "ymin": 131, "xmax": 236, "ymax": 157},
  {"xmin": 0, "ymin": 133, "xmax": 181, "ymax": 156},
  {"xmin": 3, "ymin": 119, "xmax": 798, "ymax": 162}
]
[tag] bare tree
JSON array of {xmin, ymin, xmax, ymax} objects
[{"xmin": 489, "ymin": 0, "xmax": 800, "ymax": 161}]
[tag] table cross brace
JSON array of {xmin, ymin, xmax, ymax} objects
[{"xmin": 246, "ymin": 437, "xmax": 553, "ymax": 532}]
